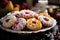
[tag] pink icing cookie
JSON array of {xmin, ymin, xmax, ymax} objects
[
  {"xmin": 12, "ymin": 18, "xmax": 26, "ymax": 31},
  {"xmin": 19, "ymin": 10, "xmax": 38, "ymax": 19}
]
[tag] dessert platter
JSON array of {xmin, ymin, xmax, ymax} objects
[
  {"xmin": 0, "ymin": 1, "xmax": 57, "ymax": 34},
  {"xmin": 0, "ymin": 10, "xmax": 57, "ymax": 34}
]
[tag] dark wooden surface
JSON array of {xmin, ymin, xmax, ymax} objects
[
  {"xmin": 0, "ymin": 25, "xmax": 59, "ymax": 40},
  {"xmin": 0, "ymin": 28, "xmax": 54, "ymax": 40}
]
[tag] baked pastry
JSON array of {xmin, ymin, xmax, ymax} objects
[
  {"xmin": 7, "ymin": 11, "xmax": 20, "ymax": 17},
  {"xmin": 7, "ymin": 10, "xmax": 38, "ymax": 19},
  {"xmin": 32, "ymin": 13, "xmax": 39, "ymax": 19},
  {"xmin": 1, "ymin": 15, "xmax": 17, "ymax": 28},
  {"xmin": 38, "ymin": 16, "xmax": 53, "ymax": 27},
  {"xmin": 19, "ymin": 10, "xmax": 38, "ymax": 19},
  {"xmin": 12, "ymin": 18, "xmax": 26, "ymax": 31},
  {"xmin": 39, "ymin": 13, "xmax": 51, "ymax": 18},
  {"xmin": 26, "ymin": 18, "xmax": 42, "ymax": 31}
]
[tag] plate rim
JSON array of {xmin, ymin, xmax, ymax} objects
[{"xmin": 0, "ymin": 18, "xmax": 57, "ymax": 34}]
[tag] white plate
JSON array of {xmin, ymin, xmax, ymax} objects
[{"xmin": 0, "ymin": 18, "xmax": 57, "ymax": 34}]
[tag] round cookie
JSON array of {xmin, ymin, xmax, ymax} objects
[
  {"xmin": 2, "ymin": 15, "xmax": 17, "ymax": 28},
  {"xmin": 26, "ymin": 18, "xmax": 42, "ymax": 31},
  {"xmin": 19, "ymin": 10, "xmax": 38, "ymax": 19},
  {"xmin": 12, "ymin": 18, "xmax": 26, "ymax": 31},
  {"xmin": 38, "ymin": 16, "xmax": 53, "ymax": 27}
]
